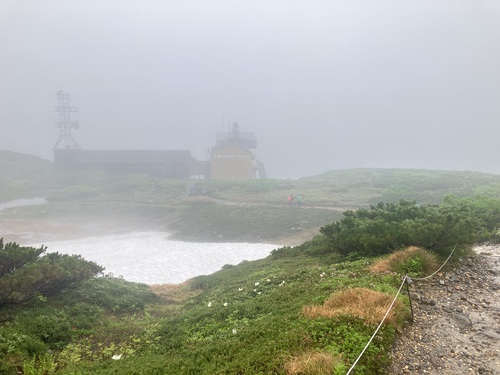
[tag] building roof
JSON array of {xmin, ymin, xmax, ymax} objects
[
  {"xmin": 216, "ymin": 124, "xmax": 257, "ymax": 149},
  {"xmin": 54, "ymin": 149, "xmax": 194, "ymax": 164}
]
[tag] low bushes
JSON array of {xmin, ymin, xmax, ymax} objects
[
  {"xmin": 0, "ymin": 240, "xmax": 104, "ymax": 306},
  {"xmin": 320, "ymin": 199, "xmax": 484, "ymax": 257}
]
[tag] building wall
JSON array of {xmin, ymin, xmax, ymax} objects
[
  {"xmin": 53, "ymin": 149, "xmax": 195, "ymax": 179},
  {"xmin": 211, "ymin": 144, "xmax": 255, "ymax": 180}
]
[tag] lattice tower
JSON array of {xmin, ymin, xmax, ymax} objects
[{"xmin": 53, "ymin": 90, "xmax": 80, "ymax": 149}]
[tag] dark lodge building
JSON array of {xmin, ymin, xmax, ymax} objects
[
  {"xmin": 52, "ymin": 124, "xmax": 265, "ymax": 180},
  {"xmin": 53, "ymin": 149, "xmax": 207, "ymax": 179},
  {"xmin": 52, "ymin": 92, "xmax": 264, "ymax": 179}
]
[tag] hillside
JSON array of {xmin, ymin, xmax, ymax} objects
[
  {"xmin": 2, "ymin": 150, "xmax": 500, "ymax": 245},
  {"xmin": 0, "ymin": 150, "xmax": 54, "ymax": 201},
  {"xmin": 1, "ymin": 150, "xmax": 500, "ymax": 374}
]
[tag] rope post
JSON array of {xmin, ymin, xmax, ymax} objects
[
  {"xmin": 345, "ymin": 245, "xmax": 457, "ymax": 375},
  {"xmin": 345, "ymin": 276, "xmax": 408, "ymax": 375},
  {"xmin": 404, "ymin": 275, "xmax": 414, "ymax": 322}
]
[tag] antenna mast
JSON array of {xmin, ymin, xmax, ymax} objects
[{"xmin": 53, "ymin": 90, "xmax": 80, "ymax": 149}]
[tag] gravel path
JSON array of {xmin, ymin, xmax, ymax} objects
[{"xmin": 388, "ymin": 245, "xmax": 500, "ymax": 374}]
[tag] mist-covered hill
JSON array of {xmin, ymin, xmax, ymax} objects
[{"xmin": 3, "ymin": 149, "xmax": 500, "ymax": 244}]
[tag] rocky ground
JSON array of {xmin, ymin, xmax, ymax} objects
[{"xmin": 388, "ymin": 245, "xmax": 500, "ymax": 374}]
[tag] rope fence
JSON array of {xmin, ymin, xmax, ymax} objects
[
  {"xmin": 345, "ymin": 244, "xmax": 458, "ymax": 374},
  {"xmin": 410, "ymin": 244, "xmax": 457, "ymax": 281},
  {"xmin": 345, "ymin": 275, "xmax": 407, "ymax": 375}
]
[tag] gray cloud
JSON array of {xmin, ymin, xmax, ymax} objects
[{"xmin": 1, "ymin": 0, "xmax": 499, "ymax": 179}]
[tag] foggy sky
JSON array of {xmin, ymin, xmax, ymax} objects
[{"xmin": 1, "ymin": 0, "xmax": 499, "ymax": 179}]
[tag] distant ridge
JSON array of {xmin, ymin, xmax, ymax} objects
[
  {"xmin": 0, "ymin": 149, "xmax": 52, "ymax": 165},
  {"xmin": 0, "ymin": 150, "xmax": 53, "ymax": 187}
]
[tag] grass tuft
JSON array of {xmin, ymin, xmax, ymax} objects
[
  {"xmin": 369, "ymin": 246, "xmax": 440, "ymax": 276},
  {"xmin": 303, "ymin": 288, "xmax": 405, "ymax": 328},
  {"xmin": 149, "ymin": 281, "xmax": 201, "ymax": 304},
  {"xmin": 284, "ymin": 351, "xmax": 343, "ymax": 375}
]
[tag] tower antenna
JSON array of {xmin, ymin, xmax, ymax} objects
[{"xmin": 53, "ymin": 90, "xmax": 80, "ymax": 149}]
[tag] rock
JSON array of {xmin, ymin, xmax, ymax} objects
[
  {"xmin": 488, "ymin": 269, "xmax": 500, "ymax": 276},
  {"xmin": 410, "ymin": 292, "xmax": 421, "ymax": 301},
  {"xmin": 481, "ymin": 330, "xmax": 500, "ymax": 340},
  {"xmin": 387, "ymin": 251, "xmax": 500, "ymax": 375}
]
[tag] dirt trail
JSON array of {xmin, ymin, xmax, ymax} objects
[{"xmin": 388, "ymin": 245, "xmax": 500, "ymax": 374}]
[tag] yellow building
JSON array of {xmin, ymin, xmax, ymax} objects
[
  {"xmin": 211, "ymin": 143, "xmax": 255, "ymax": 180},
  {"xmin": 210, "ymin": 123, "xmax": 265, "ymax": 180}
]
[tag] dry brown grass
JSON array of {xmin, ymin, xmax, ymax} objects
[
  {"xmin": 284, "ymin": 351, "xmax": 342, "ymax": 375},
  {"xmin": 369, "ymin": 246, "xmax": 439, "ymax": 275},
  {"xmin": 302, "ymin": 288, "xmax": 405, "ymax": 328},
  {"xmin": 149, "ymin": 280, "xmax": 201, "ymax": 304}
]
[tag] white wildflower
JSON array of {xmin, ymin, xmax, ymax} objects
[
  {"xmin": 238, "ymin": 287, "xmax": 243, "ymax": 291},
  {"xmin": 207, "ymin": 302, "xmax": 212, "ymax": 307},
  {"xmin": 254, "ymin": 282, "xmax": 260, "ymax": 286},
  {"xmin": 232, "ymin": 328, "xmax": 237, "ymax": 335},
  {"xmin": 111, "ymin": 354, "xmax": 122, "ymax": 360},
  {"xmin": 223, "ymin": 302, "xmax": 228, "ymax": 307}
]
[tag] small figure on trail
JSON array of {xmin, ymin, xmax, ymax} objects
[
  {"xmin": 297, "ymin": 195, "xmax": 302, "ymax": 207},
  {"xmin": 288, "ymin": 194, "xmax": 294, "ymax": 207},
  {"xmin": 188, "ymin": 183, "xmax": 196, "ymax": 196}
]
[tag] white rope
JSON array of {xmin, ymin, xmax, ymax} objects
[
  {"xmin": 345, "ymin": 275, "xmax": 407, "ymax": 375},
  {"xmin": 410, "ymin": 244, "xmax": 457, "ymax": 281},
  {"xmin": 346, "ymin": 244, "xmax": 458, "ymax": 373}
]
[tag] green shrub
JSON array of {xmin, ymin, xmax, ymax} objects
[
  {"xmin": 23, "ymin": 353, "xmax": 56, "ymax": 375},
  {"xmin": 66, "ymin": 303, "xmax": 104, "ymax": 332},
  {"xmin": 0, "ymin": 329, "xmax": 46, "ymax": 357},
  {"xmin": 0, "ymin": 239, "xmax": 46, "ymax": 278},
  {"xmin": 58, "ymin": 185, "xmax": 102, "ymax": 200},
  {"xmin": 307, "ymin": 316, "xmax": 396, "ymax": 374},
  {"xmin": 0, "ymin": 328, "xmax": 47, "ymax": 374},
  {"xmin": 17, "ymin": 308, "xmax": 72, "ymax": 349},
  {"xmin": 109, "ymin": 175, "xmax": 154, "ymax": 194},
  {"xmin": 68, "ymin": 277, "xmax": 158, "ymax": 314},
  {"xmin": 0, "ymin": 242, "xmax": 104, "ymax": 306},
  {"xmin": 270, "ymin": 245, "xmax": 302, "ymax": 258},
  {"xmin": 320, "ymin": 199, "xmax": 482, "ymax": 257}
]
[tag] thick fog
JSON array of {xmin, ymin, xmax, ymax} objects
[{"xmin": 1, "ymin": 1, "xmax": 499, "ymax": 179}]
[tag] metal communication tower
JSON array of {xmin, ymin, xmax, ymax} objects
[{"xmin": 53, "ymin": 90, "xmax": 80, "ymax": 149}]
